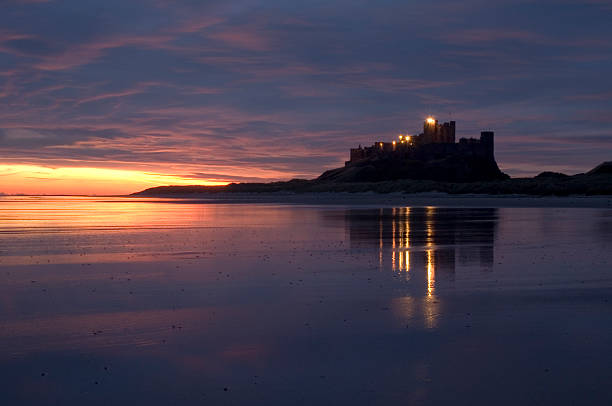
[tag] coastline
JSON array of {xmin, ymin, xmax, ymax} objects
[
  {"xmin": 125, "ymin": 192, "xmax": 612, "ymax": 208},
  {"xmin": 131, "ymin": 164, "xmax": 612, "ymax": 199}
]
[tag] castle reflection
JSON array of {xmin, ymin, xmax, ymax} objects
[{"xmin": 341, "ymin": 207, "xmax": 498, "ymax": 296}]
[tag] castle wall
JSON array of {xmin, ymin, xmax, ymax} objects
[
  {"xmin": 347, "ymin": 138, "xmax": 494, "ymax": 166},
  {"xmin": 346, "ymin": 121, "xmax": 494, "ymax": 166}
]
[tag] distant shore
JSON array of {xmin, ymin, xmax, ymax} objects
[
  {"xmin": 130, "ymin": 161, "xmax": 612, "ymax": 207},
  {"xmin": 2, "ymin": 194, "xmax": 611, "ymax": 208},
  {"xmin": 126, "ymin": 192, "xmax": 612, "ymax": 208},
  {"xmin": 133, "ymin": 170, "xmax": 611, "ymax": 201}
]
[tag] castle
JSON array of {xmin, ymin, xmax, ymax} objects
[
  {"xmin": 316, "ymin": 116, "xmax": 505, "ymax": 183},
  {"xmin": 347, "ymin": 117, "xmax": 495, "ymax": 166}
]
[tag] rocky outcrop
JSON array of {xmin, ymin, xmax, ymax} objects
[
  {"xmin": 318, "ymin": 154, "xmax": 509, "ymax": 183},
  {"xmin": 535, "ymin": 171, "xmax": 570, "ymax": 179},
  {"xmin": 588, "ymin": 161, "xmax": 612, "ymax": 175}
]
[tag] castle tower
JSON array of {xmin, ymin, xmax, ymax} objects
[
  {"xmin": 423, "ymin": 117, "xmax": 456, "ymax": 144},
  {"xmin": 480, "ymin": 131, "xmax": 494, "ymax": 158},
  {"xmin": 423, "ymin": 117, "xmax": 437, "ymax": 143},
  {"xmin": 441, "ymin": 121, "xmax": 456, "ymax": 143}
]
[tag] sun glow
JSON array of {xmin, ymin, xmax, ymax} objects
[
  {"xmin": 426, "ymin": 117, "xmax": 436, "ymax": 125},
  {"xmin": 0, "ymin": 164, "xmax": 229, "ymax": 195}
]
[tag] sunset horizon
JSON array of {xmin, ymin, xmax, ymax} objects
[
  {"xmin": 2, "ymin": 2, "xmax": 611, "ymax": 405},
  {"xmin": 2, "ymin": 1, "xmax": 612, "ymax": 195}
]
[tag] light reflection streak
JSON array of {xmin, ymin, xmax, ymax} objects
[
  {"xmin": 385, "ymin": 207, "xmax": 440, "ymax": 295},
  {"xmin": 426, "ymin": 249, "xmax": 435, "ymax": 297},
  {"xmin": 423, "ymin": 294, "xmax": 439, "ymax": 329},
  {"xmin": 425, "ymin": 206, "xmax": 435, "ymax": 297},
  {"xmin": 347, "ymin": 207, "xmax": 500, "ymax": 330},
  {"xmin": 385, "ymin": 207, "xmax": 440, "ymax": 326},
  {"xmin": 391, "ymin": 208, "xmax": 397, "ymax": 271},
  {"xmin": 379, "ymin": 208, "xmax": 383, "ymax": 269},
  {"xmin": 391, "ymin": 207, "xmax": 413, "ymax": 274}
]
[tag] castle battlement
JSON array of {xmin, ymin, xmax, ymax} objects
[{"xmin": 347, "ymin": 118, "xmax": 495, "ymax": 166}]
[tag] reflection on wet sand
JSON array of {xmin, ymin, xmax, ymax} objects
[
  {"xmin": 2, "ymin": 198, "xmax": 611, "ymax": 405},
  {"xmin": 338, "ymin": 207, "xmax": 499, "ymax": 327},
  {"xmin": 344, "ymin": 207, "xmax": 498, "ymax": 289}
]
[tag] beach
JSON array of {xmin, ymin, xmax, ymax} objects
[
  {"xmin": 1, "ymin": 196, "xmax": 611, "ymax": 405},
  {"xmin": 128, "ymin": 191, "xmax": 612, "ymax": 208}
]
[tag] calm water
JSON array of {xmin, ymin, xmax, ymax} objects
[{"xmin": 1, "ymin": 196, "xmax": 611, "ymax": 405}]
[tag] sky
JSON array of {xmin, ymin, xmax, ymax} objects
[{"xmin": 1, "ymin": 0, "xmax": 612, "ymax": 195}]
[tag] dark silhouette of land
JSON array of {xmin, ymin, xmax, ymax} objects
[
  {"xmin": 318, "ymin": 152, "xmax": 507, "ymax": 183},
  {"xmin": 134, "ymin": 117, "xmax": 612, "ymax": 196},
  {"xmin": 134, "ymin": 161, "xmax": 612, "ymax": 197},
  {"xmin": 134, "ymin": 118, "xmax": 611, "ymax": 197}
]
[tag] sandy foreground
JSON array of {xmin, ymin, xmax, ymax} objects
[{"xmin": 1, "ymin": 197, "xmax": 611, "ymax": 405}]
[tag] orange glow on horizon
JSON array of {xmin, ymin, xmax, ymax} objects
[
  {"xmin": 426, "ymin": 117, "xmax": 436, "ymax": 125},
  {"xmin": 0, "ymin": 164, "xmax": 230, "ymax": 195}
]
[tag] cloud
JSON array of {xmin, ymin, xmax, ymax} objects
[
  {"xmin": 6, "ymin": 0, "xmax": 52, "ymax": 3},
  {"xmin": 208, "ymin": 27, "xmax": 272, "ymax": 51},
  {"xmin": 32, "ymin": 34, "xmax": 179, "ymax": 71},
  {"xmin": 1, "ymin": 0, "xmax": 612, "ymax": 192},
  {"xmin": 565, "ymin": 91, "xmax": 612, "ymax": 101},
  {"xmin": 1, "ymin": 37, "xmax": 57, "ymax": 56},
  {"xmin": 438, "ymin": 29, "xmax": 549, "ymax": 45},
  {"xmin": 75, "ymin": 82, "xmax": 162, "ymax": 105}
]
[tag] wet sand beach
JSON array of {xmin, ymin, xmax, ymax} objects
[
  {"xmin": 1, "ymin": 196, "xmax": 611, "ymax": 405},
  {"xmin": 127, "ymin": 192, "xmax": 612, "ymax": 208}
]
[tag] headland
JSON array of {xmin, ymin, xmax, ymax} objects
[{"xmin": 133, "ymin": 118, "xmax": 612, "ymax": 198}]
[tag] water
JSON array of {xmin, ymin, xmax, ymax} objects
[{"xmin": 1, "ymin": 196, "xmax": 611, "ymax": 405}]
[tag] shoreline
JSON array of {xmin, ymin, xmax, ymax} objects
[
  {"xmin": 126, "ymin": 192, "xmax": 612, "ymax": 208},
  {"xmin": 3, "ymin": 192, "xmax": 612, "ymax": 208}
]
